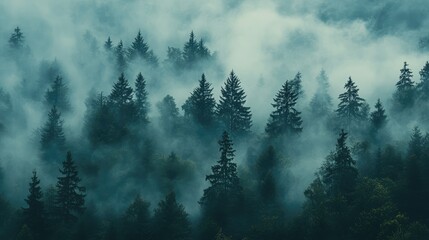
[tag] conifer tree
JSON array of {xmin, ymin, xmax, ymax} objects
[
  {"xmin": 394, "ymin": 62, "xmax": 415, "ymax": 109},
  {"xmin": 417, "ymin": 61, "xmax": 429, "ymax": 100},
  {"xmin": 44, "ymin": 75, "xmax": 70, "ymax": 112},
  {"xmin": 291, "ymin": 72, "xmax": 303, "ymax": 98},
  {"xmin": 55, "ymin": 151, "xmax": 86, "ymax": 222},
  {"xmin": 166, "ymin": 47, "xmax": 183, "ymax": 68},
  {"xmin": 152, "ymin": 192, "xmax": 191, "ymax": 240},
  {"xmin": 23, "ymin": 170, "xmax": 44, "ymax": 240},
  {"xmin": 109, "ymin": 73, "xmax": 135, "ymax": 118},
  {"xmin": 265, "ymin": 80, "xmax": 302, "ymax": 137},
  {"xmin": 321, "ymin": 130, "xmax": 358, "ymax": 197},
  {"xmin": 9, "ymin": 27, "xmax": 24, "ymax": 49},
  {"xmin": 157, "ymin": 95, "xmax": 180, "ymax": 133},
  {"xmin": 122, "ymin": 195, "xmax": 151, "ymax": 240},
  {"xmin": 370, "ymin": 99, "xmax": 387, "ymax": 130},
  {"xmin": 134, "ymin": 72, "xmax": 149, "ymax": 124},
  {"xmin": 183, "ymin": 31, "xmax": 198, "ymax": 66},
  {"xmin": 128, "ymin": 30, "xmax": 149, "ymax": 60},
  {"xmin": 310, "ymin": 70, "xmax": 333, "ymax": 117},
  {"xmin": 216, "ymin": 71, "xmax": 252, "ymax": 137},
  {"xmin": 182, "ymin": 74, "xmax": 216, "ymax": 128},
  {"xmin": 104, "ymin": 37, "xmax": 113, "ymax": 51},
  {"xmin": 115, "ymin": 40, "xmax": 127, "ymax": 72},
  {"xmin": 336, "ymin": 77, "xmax": 366, "ymax": 130},
  {"xmin": 40, "ymin": 106, "xmax": 66, "ymax": 157},
  {"xmin": 197, "ymin": 39, "xmax": 210, "ymax": 60},
  {"xmin": 200, "ymin": 131, "xmax": 242, "ymax": 206},
  {"xmin": 256, "ymin": 146, "xmax": 279, "ymax": 204}
]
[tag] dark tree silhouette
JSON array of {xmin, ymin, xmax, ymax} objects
[
  {"xmin": 9, "ymin": 27, "xmax": 24, "ymax": 49},
  {"xmin": 115, "ymin": 40, "xmax": 127, "ymax": 72},
  {"xmin": 55, "ymin": 151, "xmax": 86, "ymax": 223},
  {"xmin": 310, "ymin": 70, "xmax": 333, "ymax": 118},
  {"xmin": 265, "ymin": 80, "xmax": 302, "ymax": 137},
  {"xmin": 418, "ymin": 61, "xmax": 429, "ymax": 100},
  {"xmin": 216, "ymin": 71, "xmax": 252, "ymax": 137},
  {"xmin": 134, "ymin": 72, "xmax": 149, "ymax": 124},
  {"xmin": 370, "ymin": 98, "xmax": 387, "ymax": 130},
  {"xmin": 336, "ymin": 77, "xmax": 366, "ymax": 130},
  {"xmin": 157, "ymin": 95, "xmax": 180, "ymax": 133},
  {"xmin": 393, "ymin": 62, "xmax": 415, "ymax": 110},
  {"xmin": 122, "ymin": 195, "xmax": 151, "ymax": 240},
  {"xmin": 182, "ymin": 74, "xmax": 216, "ymax": 128},
  {"xmin": 104, "ymin": 36, "xmax": 113, "ymax": 51},
  {"xmin": 153, "ymin": 192, "xmax": 191, "ymax": 240},
  {"xmin": 291, "ymin": 72, "xmax": 303, "ymax": 98},
  {"xmin": 44, "ymin": 75, "xmax": 71, "ymax": 112},
  {"xmin": 183, "ymin": 31, "xmax": 198, "ymax": 66},
  {"xmin": 40, "ymin": 106, "xmax": 66, "ymax": 159},
  {"xmin": 23, "ymin": 170, "xmax": 45, "ymax": 240}
]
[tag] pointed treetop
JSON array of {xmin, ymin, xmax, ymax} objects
[{"xmin": 9, "ymin": 26, "xmax": 24, "ymax": 49}]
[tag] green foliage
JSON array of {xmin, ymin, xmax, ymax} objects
[
  {"xmin": 370, "ymin": 99, "xmax": 387, "ymax": 130},
  {"xmin": 9, "ymin": 27, "xmax": 24, "ymax": 49},
  {"xmin": 310, "ymin": 70, "xmax": 333, "ymax": 118},
  {"xmin": 134, "ymin": 72, "xmax": 149, "ymax": 124},
  {"xmin": 44, "ymin": 75, "xmax": 71, "ymax": 112},
  {"xmin": 265, "ymin": 80, "xmax": 302, "ymax": 137},
  {"xmin": 115, "ymin": 41, "xmax": 127, "ymax": 73},
  {"xmin": 122, "ymin": 195, "xmax": 151, "ymax": 240},
  {"xmin": 336, "ymin": 77, "xmax": 366, "ymax": 131},
  {"xmin": 23, "ymin": 171, "xmax": 45, "ymax": 240},
  {"xmin": 216, "ymin": 71, "xmax": 252, "ymax": 137},
  {"xmin": 394, "ymin": 62, "xmax": 415, "ymax": 110},
  {"xmin": 157, "ymin": 95, "xmax": 180, "ymax": 134},
  {"xmin": 40, "ymin": 106, "xmax": 66, "ymax": 161}
]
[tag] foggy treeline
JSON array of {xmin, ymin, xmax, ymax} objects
[{"xmin": 2, "ymin": 1, "xmax": 429, "ymax": 240}]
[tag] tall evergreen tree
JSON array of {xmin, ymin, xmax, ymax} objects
[
  {"xmin": 166, "ymin": 47, "xmax": 184, "ymax": 68},
  {"xmin": 122, "ymin": 195, "xmax": 151, "ymax": 240},
  {"xmin": 134, "ymin": 72, "xmax": 149, "ymax": 124},
  {"xmin": 128, "ymin": 30, "xmax": 149, "ymax": 60},
  {"xmin": 40, "ymin": 106, "xmax": 66, "ymax": 157},
  {"xmin": 336, "ymin": 77, "xmax": 366, "ymax": 130},
  {"xmin": 183, "ymin": 31, "xmax": 198, "ymax": 66},
  {"xmin": 182, "ymin": 74, "xmax": 216, "ymax": 128},
  {"xmin": 310, "ymin": 70, "xmax": 333, "ymax": 117},
  {"xmin": 55, "ymin": 151, "xmax": 86, "ymax": 223},
  {"xmin": 370, "ymin": 99, "xmax": 387, "ymax": 130},
  {"xmin": 265, "ymin": 80, "xmax": 302, "ymax": 137},
  {"xmin": 216, "ymin": 71, "xmax": 252, "ymax": 137},
  {"xmin": 393, "ymin": 62, "xmax": 415, "ymax": 109},
  {"xmin": 152, "ymin": 192, "xmax": 191, "ymax": 240},
  {"xmin": 23, "ymin": 170, "xmax": 44, "ymax": 240},
  {"xmin": 197, "ymin": 39, "xmax": 210, "ymax": 60},
  {"xmin": 44, "ymin": 75, "xmax": 70, "ymax": 112},
  {"xmin": 256, "ymin": 145, "xmax": 279, "ymax": 204},
  {"xmin": 417, "ymin": 61, "xmax": 429, "ymax": 100},
  {"xmin": 109, "ymin": 73, "xmax": 135, "ymax": 119},
  {"xmin": 321, "ymin": 130, "xmax": 358, "ymax": 197},
  {"xmin": 157, "ymin": 95, "xmax": 180, "ymax": 133},
  {"xmin": 104, "ymin": 37, "xmax": 113, "ymax": 51},
  {"xmin": 9, "ymin": 27, "xmax": 24, "ymax": 49},
  {"xmin": 291, "ymin": 72, "xmax": 303, "ymax": 98},
  {"xmin": 115, "ymin": 40, "xmax": 127, "ymax": 72}
]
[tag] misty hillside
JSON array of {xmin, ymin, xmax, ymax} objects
[{"xmin": 1, "ymin": 1, "xmax": 429, "ymax": 240}]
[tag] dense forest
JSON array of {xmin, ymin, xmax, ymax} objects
[{"xmin": 2, "ymin": 1, "xmax": 429, "ymax": 240}]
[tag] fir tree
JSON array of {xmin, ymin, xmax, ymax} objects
[
  {"xmin": 40, "ymin": 106, "xmax": 66, "ymax": 157},
  {"xmin": 291, "ymin": 72, "xmax": 303, "ymax": 98},
  {"xmin": 9, "ymin": 27, "xmax": 24, "ymax": 49},
  {"xmin": 321, "ymin": 130, "xmax": 358, "ymax": 197},
  {"xmin": 128, "ymin": 30, "xmax": 149, "ymax": 60},
  {"xmin": 122, "ymin": 195, "xmax": 151, "ymax": 240},
  {"xmin": 310, "ymin": 70, "xmax": 333, "ymax": 117},
  {"xmin": 55, "ymin": 151, "xmax": 86, "ymax": 222},
  {"xmin": 394, "ymin": 62, "xmax": 415, "ymax": 109},
  {"xmin": 109, "ymin": 73, "xmax": 135, "ymax": 119},
  {"xmin": 336, "ymin": 77, "xmax": 366, "ymax": 130},
  {"xmin": 23, "ymin": 171, "xmax": 44, "ymax": 240},
  {"xmin": 183, "ymin": 31, "xmax": 198, "ymax": 66},
  {"xmin": 134, "ymin": 72, "xmax": 149, "ymax": 124},
  {"xmin": 200, "ymin": 131, "xmax": 242, "ymax": 206},
  {"xmin": 115, "ymin": 40, "xmax": 127, "ymax": 72},
  {"xmin": 104, "ymin": 37, "xmax": 113, "ymax": 51},
  {"xmin": 166, "ymin": 47, "xmax": 183, "ymax": 68},
  {"xmin": 256, "ymin": 145, "xmax": 278, "ymax": 204},
  {"xmin": 44, "ymin": 75, "xmax": 70, "ymax": 112},
  {"xmin": 370, "ymin": 99, "xmax": 387, "ymax": 130},
  {"xmin": 216, "ymin": 71, "xmax": 252, "ymax": 137},
  {"xmin": 265, "ymin": 80, "xmax": 302, "ymax": 137},
  {"xmin": 197, "ymin": 38, "xmax": 210, "ymax": 60},
  {"xmin": 152, "ymin": 192, "xmax": 191, "ymax": 240},
  {"xmin": 157, "ymin": 95, "xmax": 180, "ymax": 133},
  {"xmin": 417, "ymin": 61, "xmax": 429, "ymax": 100},
  {"xmin": 182, "ymin": 74, "xmax": 216, "ymax": 128}
]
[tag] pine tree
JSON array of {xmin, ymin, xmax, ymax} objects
[
  {"xmin": 200, "ymin": 131, "xmax": 242, "ymax": 206},
  {"xmin": 394, "ymin": 62, "xmax": 415, "ymax": 109},
  {"xmin": 182, "ymin": 74, "xmax": 216, "ymax": 128},
  {"xmin": 109, "ymin": 73, "xmax": 135, "ymax": 119},
  {"xmin": 321, "ymin": 130, "xmax": 358, "ymax": 197},
  {"xmin": 370, "ymin": 99, "xmax": 387, "ymax": 130},
  {"xmin": 216, "ymin": 71, "xmax": 252, "ymax": 137},
  {"xmin": 197, "ymin": 38, "xmax": 210, "ymax": 60},
  {"xmin": 336, "ymin": 77, "xmax": 366, "ymax": 130},
  {"xmin": 40, "ymin": 106, "xmax": 66, "ymax": 157},
  {"xmin": 104, "ymin": 37, "xmax": 113, "ymax": 51},
  {"xmin": 55, "ymin": 151, "xmax": 86, "ymax": 222},
  {"xmin": 152, "ymin": 192, "xmax": 191, "ymax": 240},
  {"xmin": 134, "ymin": 72, "xmax": 149, "ymax": 124},
  {"xmin": 183, "ymin": 31, "xmax": 198, "ymax": 66},
  {"xmin": 44, "ymin": 75, "xmax": 70, "ymax": 112},
  {"xmin": 166, "ymin": 47, "xmax": 183, "ymax": 68},
  {"xmin": 256, "ymin": 146, "xmax": 278, "ymax": 204},
  {"xmin": 417, "ymin": 61, "xmax": 429, "ymax": 100},
  {"xmin": 157, "ymin": 95, "xmax": 180, "ymax": 133},
  {"xmin": 122, "ymin": 195, "xmax": 151, "ymax": 240},
  {"xmin": 291, "ymin": 72, "xmax": 303, "ymax": 98},
  {"xmin": 265, "ymin": 80, "xmax": 302, "ymax": 137},
  {"xmin": 115, "ymin": 40, "xmax": 127, "ymax": 72},
  {"xmin": 23, "ymin": 171, "xmax": 44, "ymax": 240},
  {"xmin": 310, "ymin": 70, "xmax": 333, "ymax": 117},
  {"xmin": 9, "ymin": 27, "xmax": 24, "ymax": 49},
  {"xmin": 128, "ymin": 30, "xmax": 149, "ymax": 60}
]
